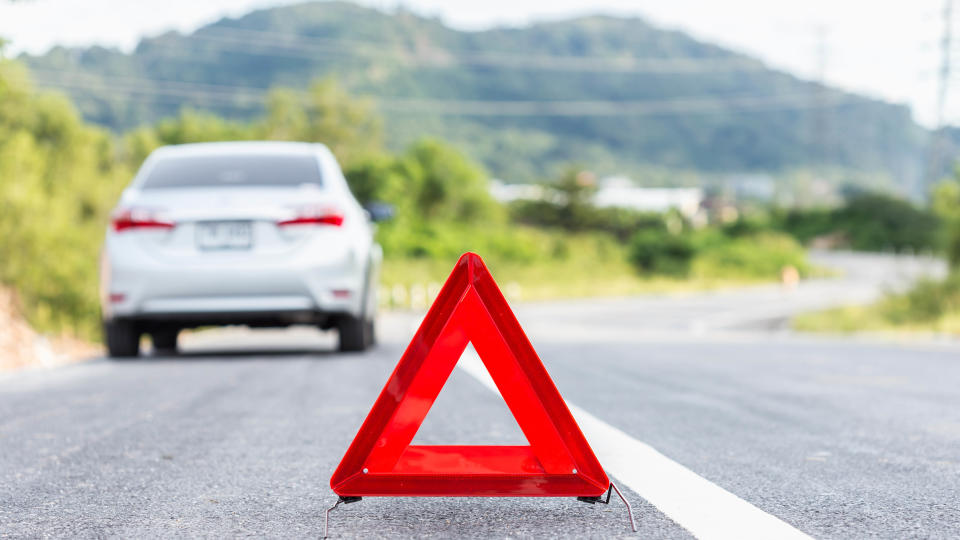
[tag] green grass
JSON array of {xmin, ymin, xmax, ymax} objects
[
  {"xmin": 690, "ymin": 231, "xmax": 813, "ymax": 280},
  {"xmin": 381, "ymin": 256, "xmax": 772, "ymax": 305},
  {"xmin": 793, "ymin": 273, "xmax": 960, "ymax": 336},
  {"xmin": 379, "ymin": 226, "xmax": 812, "ymax": 307}
]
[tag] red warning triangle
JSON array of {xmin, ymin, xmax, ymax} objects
[{"xmin": 330, "ymin": 253, "xmax": 609, "ymax": 497}]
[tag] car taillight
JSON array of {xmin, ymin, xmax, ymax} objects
[
  {"xmin": 111, "ymin": 208, "xmax": 175, "ymax": 232},
  {"xmin": 277, "ymin": 206, "xmax": 344, "ymax": 227}
]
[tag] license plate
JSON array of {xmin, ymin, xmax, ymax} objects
[{"xmin": 196, "ymin": 221, "xmax": 252, "ymax": 251}]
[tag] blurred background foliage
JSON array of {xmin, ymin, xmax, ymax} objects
[
  {"xmin": 17, "ymin": 1, "xmax": 937, "ymax": 188},
  {"xmin": 3, "ymin": 54, "xmax": 960, "ymax": 340},
  {"xmin": 771, "ymin": 192, "xmax": 942, "ymax": 253},
  {"xmin": 793, "ymin": 179, "xmax": 960, "ymax": 334},
  {"xmin": 0, "ymin": 59, "xmax": 130, "ymax": 338}
]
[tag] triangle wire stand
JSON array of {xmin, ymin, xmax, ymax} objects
[{"xmin": 322, "ymin": 480, "xmax": 637, "ymax": 538}]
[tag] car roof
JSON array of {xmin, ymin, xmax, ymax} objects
[{"xmin": 151, "ymin": 141, "xmax": 328, "ymax": 158}]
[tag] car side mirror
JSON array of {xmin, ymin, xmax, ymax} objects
[{"xmin": 364, "ymin": 202, "xmax": 394, "ymax": 223}]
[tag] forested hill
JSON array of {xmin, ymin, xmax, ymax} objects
[{"xmin": 22, "ymin": 1, "xmax": 928, "ymax": 184}]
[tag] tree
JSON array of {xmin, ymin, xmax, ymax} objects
[
  {"xmin": 153, "ymin": 108, "xmax": 253, "ymax": 145},
  {"xmin": 548, "ymin": 167, "xmax": 597, "ymax": 231},
  {"xmin": 343, "ymin": 153, "xmax": 405, "ymax": 206},
  {"xmin": 258, "ymin": 78, "xmax": 382, "ymax": 166},
  {"xmin": 0, "ymin": 60, "xmax": 130, "ymax": 337},
  {"xmin": 397, "ymin": 139, "xmax": 500, "ymax": 223},
  {"xmin": 260, "ymin": 89, "xmax": 307, "ymax": 142},
  {"xmin": 508, "ymin": 166, "xmax": 607, "ymax": 232}
]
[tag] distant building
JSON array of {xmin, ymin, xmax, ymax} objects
[
  {"xmin": 723, "ymin": 173, "xmax": 776, "ymax": 201},
  {"xmin": 490, "ymin": 176, "xmax": 706, "ymax": 220},
  {"xmin": 489, "ymin": 180, "xmax": 545, "ymax": 203},
  {"xmin": 593, "ymin": 176, "xmax": 704, "ymax": 219}
]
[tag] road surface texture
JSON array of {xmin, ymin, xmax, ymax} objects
[{"xmin": 2, "ymin": 251, "xmax": 958, "ymax": 539}]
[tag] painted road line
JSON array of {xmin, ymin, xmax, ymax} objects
[{"xmin": 458, "ymin": 347, "xmax": 813, "ymax": 540}]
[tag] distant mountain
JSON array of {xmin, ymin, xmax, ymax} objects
[{"xmin": 22, "ymin": 1, "xmax": 935, "ymax": 188}]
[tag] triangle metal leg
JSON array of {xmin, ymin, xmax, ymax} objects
[
  {"xmin": 323, "ymin": 496, "xmax": 361, "ymax": 538},
  {"xmin": 577, "ymin": 482, "xmax": 638, "ymax": 533},
  {"xmin": 610, "ymin": 482, "xmax": 638, "ymax": 532}
]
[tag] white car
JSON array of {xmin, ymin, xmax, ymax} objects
[{"xmin": 99, "ymin": 141, "xmax": 387, "ymax": 358}]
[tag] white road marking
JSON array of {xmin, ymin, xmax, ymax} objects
[{"xmin": 457, "ymin": 348, "xmax": 813, "ymax": 540}]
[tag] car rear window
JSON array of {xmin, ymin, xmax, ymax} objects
[{"xmin": 141, "ymin": 154, "xmax": 323, "ymax": 189}]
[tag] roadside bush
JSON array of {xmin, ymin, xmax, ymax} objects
[
  {"xmin": 842, "ymin": 193, "xmax": 940, "ymax": 252},
  {"xmin": 627, "ymin": 227, "xmax": 809, "ymax": 281},
  {"xmin": 721, "ymin": 215, "xmax": 771, "ymax": 238},
  {"xmin": 881, "ymin": 273, "xmax": 960, "ymax": 324},
  {"xmin": 511, "ymin": 196, "xmax": 667, "ymax": 241},
  {"xmin": 628, "ymin": 230, "xmax": 695, "ymax": 277},
  {"xmin": 693, "ymin": 232, "xmax": 809, "ymax": 280},
  {"xmin": 796, "ymin": 271, "xmax": 960, "ymax": 335},
  {"xmin": 932, "ymin": 179, "xmax": 960, "ymax": 269},
  {"xmin": 343, "ymin": 152, "xmax": 406, "ymax": 206},
  {"xmin": 774, "ymin": 192, "xmax": 941, "ymax": 253},
  {"xmin": 376, "ymin": 220, "xmax": 539, "ymax": 263}
]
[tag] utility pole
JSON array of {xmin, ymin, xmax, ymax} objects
[
  {"xmin": 931, "ymin": 0, "xmax": 954, "ymax": 183},
  {"xmin": 814, "ymin": 25, "xmax": 829, "ymax": 179}
]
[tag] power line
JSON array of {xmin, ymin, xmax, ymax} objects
[
  {"xmin": 30, "ymin": 68, "xmax": 268, "ymax": 101},
  {"xmin": 379, "ymin": 94, "xmax": 861, "ymax": 117},
  {"xmin": 30, "ymin": 70, "xmax": 868, "ymax": 118},
  {"xmin": 129, "ymin": 25, "xmax": 772, "ymax": 75}
]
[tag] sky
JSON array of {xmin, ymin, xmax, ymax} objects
[{"xmin": 0, "ymin": 0, "xmax": 951, "ymax": 126}]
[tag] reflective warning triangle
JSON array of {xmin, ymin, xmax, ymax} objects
[{"xmin": 330, "ymin": 253, "xmax": 609, "ymax": 497}]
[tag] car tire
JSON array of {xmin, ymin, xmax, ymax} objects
[
  {"xmin": 152, "ymin": 329, "xmax": 179, "ymax": 355},
  {"xmin": 105, "ymin": 320, "xmax": 141, "ymax": 359},
  {"xmin": 338, "ymin": 315, "xmax": 369, "ymax": 352}
]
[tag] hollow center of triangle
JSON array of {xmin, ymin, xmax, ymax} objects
[{"xmin": 410, "ymin": 343, "xmax": 530, "ymax": 447}]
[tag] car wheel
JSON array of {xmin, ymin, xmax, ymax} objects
[
  {"xmin": 152, "ymin": 329, "xmax": 179, "ymax": 355},
  {"xmin": 105, "ymin": 320, "xmax": 141, "ymax": 359},
  {"xmin": 338, "ymin": 315, "xmax": 368, "ymax": 352}
]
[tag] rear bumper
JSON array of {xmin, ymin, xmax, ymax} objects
[
  {"xmin": 101, "ymin": 246, "xmax": 368, "ymax": 321},
  {"xmin": 140, "ymin": 294, "xmax": 315, "ymax": 314},
  {"xmin": 115, "ymin": 307, "xmax": 347, "ymax": 330}
]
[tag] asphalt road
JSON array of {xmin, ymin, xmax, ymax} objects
[{"xmin": 2, "ymin": 251, "xmax": 958, "ymax": 539}]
